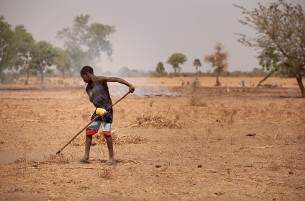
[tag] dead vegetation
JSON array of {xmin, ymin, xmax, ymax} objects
[
  {"xmin": 43, "ymin": 153, "xmax": 73, "ymax": 164},
  {"xmin": 98, "ymin": 168, "xmax": 113, "ymax": 180},
  {"xmin": 1, "ymin": 77, "xmax": 305, "ymax": 201},
  {"xmin": 130, "ymin": 114, "xmax": 182, "ymax": 129},
  {"xmin": 220, "ymin": 109, "xmax": 238, "ymax": 125}
]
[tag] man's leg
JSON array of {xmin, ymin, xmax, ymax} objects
[
  {"xmin": 102, "ymin": 122, "xmax": 114, "ymax": 164},
  {"xmin": 79, "ymin": 120, "xmax": 101, "ymax": 162},
  {"xmin": 79, "ymin": 135, "xmax": 92, "ymax": 162},
  {"xmin": 105, "ymin": 135, "xmax": 114, "ymax": 164}
]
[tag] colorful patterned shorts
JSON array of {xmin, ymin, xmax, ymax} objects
[{"xmin": 86, "ymin": 120, "xmax": 111, "ymax": 136}]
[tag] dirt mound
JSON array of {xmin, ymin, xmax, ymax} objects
[{"xmin": 130, "ymin": 114, "xmax": 182, "ymax": 129}]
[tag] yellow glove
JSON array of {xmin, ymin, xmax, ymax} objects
[{"xmin": 96, "ymin": 108, "xmax": 107, "ymax": 116}]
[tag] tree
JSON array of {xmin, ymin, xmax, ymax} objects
[
  {"xmin": 167, "ymin": 53, "xmax": 187, "ymax": 73},
  {"xmin": 57, "ymin": 14, "xmax": 115, "ymax": 73},
  {"xmin": 235, "ymin": 0, "xmax": 305, "ymax": 97},
  {"xmin": 54, "ymin": 48, "xmax": 71, "ymax": 79},
  {"xmin": 204, "ymin": 43, "xmax": 228, "ymax": 86},
  {"xmin": 156, "ymin": 62, "xmax": 165, "ymax": 73},
  {"xmin": 0, "ymin": 16, "xmax": 14, "ymax": 72},
  {"xmin": 257, "ymin": 48, "xmax": 281, "ymax": 87},
  {"xmin": 30, "ymin": 41, "xmax": 57, "ymax": 84},
  {"xmin": 193, "ymin": 58, "xmax": 201, "ymax": 73},
  {"xmin": 11, "ymin": 25, "xmax": 34, "ymax": 85}
]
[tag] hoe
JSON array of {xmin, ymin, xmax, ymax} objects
[{"xmin": 56, "ymin": 91, "xmax": 131, "ymax": 155}]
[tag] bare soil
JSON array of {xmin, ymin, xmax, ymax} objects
[{"xmin": 0, "ymin": 76, "xmax": 304, "ymax": 200}]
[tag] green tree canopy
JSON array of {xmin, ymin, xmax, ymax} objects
[
  {"xmin": 54, "ymin": 48, "xmax": 71, "ymax": 79},
  {"xmin": 167, "ymin": 53, "xmax": 187, "ymax": 73},
  {"xmin": 235, "ymin": 0, "xmax": 305, "ymax": 97},
  {"xmin": 12, "ymin": 25, "xmax": 34, "ymax": 85},
  {"xmin": 57, "ymin": 14, "xmax": 115, "ymax": 73},
  {"xmin": 156, "ymin": 62, "xmax": 165, "ymax": 73},
  {"xmin": 193, "ymin": 58, "xmax": 201, "ymax": 73},
  {"xmin": 30, "ymin": 41, "xmax": 57, "ymax": 84},
  {"xmin": 204, "ymin": 43, "xmax": 228, "ymax": 86},
  {"xmin": 0, "ymin": 16, "xmax": 14, "ymax": 71}
]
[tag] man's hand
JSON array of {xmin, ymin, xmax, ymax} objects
[
  {"xmin": 129, "ymin": 85, "xmax": 135, "ymax": 93},
  {"xmin": 96, "ymin": 108, "xmax": 107, "ymax": 116}
]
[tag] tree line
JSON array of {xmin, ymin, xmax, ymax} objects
[
  {"xmin": 154, "ymin": 0, "xmax": 305, "ymax": 97},
  {"xmin": 0, "ymin": 1, "xmax": 304, "ymax": 97},
  {"xmin": 155, "ymin": 42, "xmax": 228, "ymax": 87},
  {"xmin": 0, "ymin": 14, "xmax": 114, "ymax": 84}
]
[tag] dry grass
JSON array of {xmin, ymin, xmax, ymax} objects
[
  {"xmin": 220, "ymin": 109, "xmax": 238, "ymax": 125},
  {"xmin": 188, "ymin": 78, "xmax": 207, "ymax": 107},
  {"xmin": 98, "ymin": 168, "xmax": 113, "ymax": 180},
  {"xmin": 43, "ymin": 153, "xmax": 73, "ymax": 164},
  {"xmin": 130, "ymin": 114, "xmax": 182, "ymax": 129}
]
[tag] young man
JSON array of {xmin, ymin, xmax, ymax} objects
[{"xmin": 79, "ymin": 66, "xmax": 135, "ymax": 164}]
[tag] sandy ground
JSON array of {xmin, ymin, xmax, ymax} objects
[{"xmin": 0, "ymin": 76, "xmax": 304, "ymax": 200}]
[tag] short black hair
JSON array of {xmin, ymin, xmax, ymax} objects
[{"xmin": 80, "ymin": 66, "xmax": 94, "ymax": 75}]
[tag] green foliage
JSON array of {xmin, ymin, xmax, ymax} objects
[
  {"xmin": 30, "ymin": 41, "xmax": 57, "ymax": 83},
  {"xmin": 57, "ymin": 14, "xmax": 115, "ymax": 73},
  {"xmin": 0, "ymin": 16, "xmax": 15, "ymax": 71},
  {"xmin": 0, "ymin": 72, "xmax": 19, "ymax": 84},
  {"xmin": 156, "ymin": 62, "xmax": 165, "ymax": 73},
  {"xmin": 12, "ymin": 25, "xmax": 34, "ymax": 71},
  {"xmin": 153, "ymin": 62, "xmax": 167, "ymax": 76},
  {"xmin": 193, "ymin": 58, "xmax": 201, "ymax": 72},
  {"xmin": 54, "ymin": 48, "xmax": 71, "ymax": 79},
  {"xmin": 235, "ymin": 0, "xmax": 305, "ymax": 97},
  {"xmin": 45, "ymin": 68, "xmax": 55, "ymax": 76},
  {"xmin": 167, "ymin": 53, "xmax": 187, "ymax": 73}
]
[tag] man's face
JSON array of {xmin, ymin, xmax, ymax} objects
[{"xmin": 81, "ymin": 73, "xmax": 90, "ymax": 83}]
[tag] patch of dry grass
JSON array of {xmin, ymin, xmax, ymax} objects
[
  {"xmin": 98, "ymin": 168, "xmax": 113, "ymax": 180},
  {"xmin": 130, "ymin": 114, "xmax": 182, "ymax": 129},
  {"xmin": 43, "ymin": 153, "xmax": 73, "ymax": 164}
]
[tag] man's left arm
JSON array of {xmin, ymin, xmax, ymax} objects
[{"xmin": 98, "ymin": 76, "xmax": 135, "ymax": 93}]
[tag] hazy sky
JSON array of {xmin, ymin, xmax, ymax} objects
[{"xmin": 0, "ymin": 0, "xmax": 304, "ymax": 73}]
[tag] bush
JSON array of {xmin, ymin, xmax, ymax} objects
[
  {"xmin": 45, "ymin": 68, "xmax": 55, "ymax": 77},
  {"xmin": 0, "ymin": 72, "xmax": 18, "ymax": 84}
]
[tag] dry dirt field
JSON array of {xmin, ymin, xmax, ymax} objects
[{"xmin": 0, "ymin": 76, "xmax": 304, "ymax": 200}]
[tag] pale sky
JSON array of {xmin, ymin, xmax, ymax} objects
[{"xmin": 0, "ymin": 0, "xmax": 304, "ymax": 74}]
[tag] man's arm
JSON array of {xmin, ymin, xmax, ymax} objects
[{"xmin": 98, "ymin": 76, "xmax": 135, "ymax": 93}]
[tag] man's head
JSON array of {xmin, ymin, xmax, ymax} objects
[{"xmin": 80, "ymin": 66, "xmax": 94, "ymax": 83}]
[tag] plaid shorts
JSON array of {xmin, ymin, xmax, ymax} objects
[{"xmin": 86, "ymin": 120, "xmax": 111, "ymax": 136}]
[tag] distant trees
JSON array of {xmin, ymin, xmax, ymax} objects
[
  {"xmin": 204, "ymin": 43, "xmax": 228, "ymax": 86},
  {"xmin": 167, "ymin": 53, "xmax": 187, "ymax": 73},
  {"xmin": 57, "ymin": 14, "xmax": 115, "ymax": 73},
  {"xmin": 152, "ymin": 62, "xmax": 167, "ymax": 77},
  {"xmin": 235, "ymin": 0, "xmax": 305, "ymax": 97},
  {"xmin": 30, "ymin": 41, "xmax": 57, "ymax": 83},
  {"xmin": 0, "ymin": 17, "xmax": 38, "ymax": 84},
  {"xmin": 156, "ymin": 62, "xmax": 165, "ymax": 73},
  {"xmin": 0, "ymin": 14, "xmax": 116, "ymax": 84},
  {"xmin": 193, "ymin": 59, "xmax": 201, "ymax": 73},
  {"xmin": 54, "ymin": 48, "xmax": 71, "ymax": 79},
  {"xmin": 0, "ymin": 16, "xmax": 20, "ymax": 72},
  {"xmin": 12, "ymin": 25, "xmax": 34, "ymax": 85},
  {"xmin": 256, "ymin": 48, "xmax": 281, "ymax": 87}
]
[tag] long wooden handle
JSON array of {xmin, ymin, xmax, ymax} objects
[
  {"xmin": 56, "ymin": 115, "xmax": 99, "ymax": 154},
  {"xmin": 56, "ymin": 91, "xmax": 131, "ymax": 154}
]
